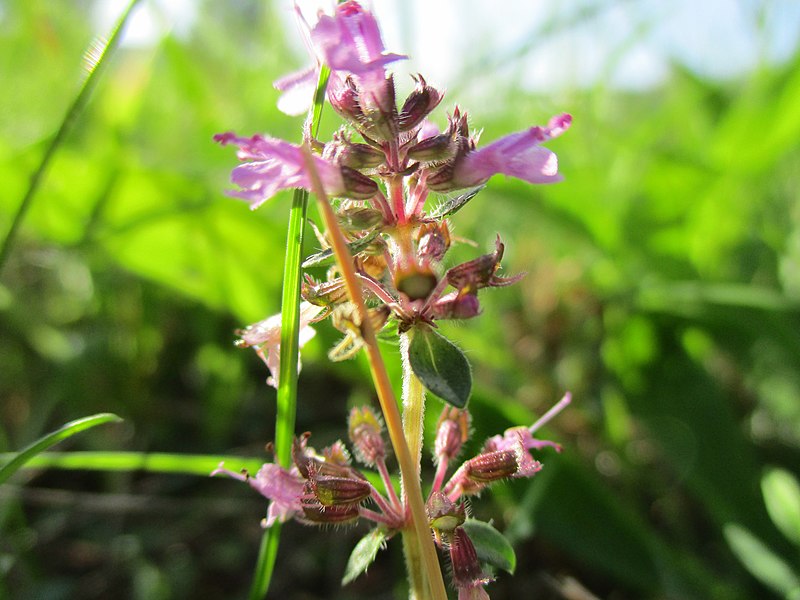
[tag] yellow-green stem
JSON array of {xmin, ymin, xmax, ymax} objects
[
  {"xmin": 400, "ymin": 330, "xmax": 429, "ymax": 599},
  {"xmin": 300, "ymin": 146, "xmax": 447, "ymax": 600}
]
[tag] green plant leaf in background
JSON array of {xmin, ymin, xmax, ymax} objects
[
  {"xmin": 407, "ymin": 327, "xmax": 472, "ymax": 408},
  {"xmin": 762, "ymin": 468, "xmax": 800, "ymax": 547},
  {"xmin": 0, "ymin": 413, "xmax": 122, "ymax": 485},
  {"xmin": 724, "ymin": 523, "xmax": 800, "ymax": 600}
]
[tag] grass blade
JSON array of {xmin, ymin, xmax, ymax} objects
[
  {"xmin": 248, "ymin": 64, "xmax": 331, "ymax": 600},
  {"xmin": 0, "ymin": 451, "xmax": 262, "ymax": 477},
  {"xmin": 0, "ymin": 0, "xmax": 141, "ymax": 274},
  {"xmin": 0, "ymin": 413, "xmax": 122, "ymax": 485}
]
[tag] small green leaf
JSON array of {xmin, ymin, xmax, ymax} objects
[
  {"xmin": 462, "ymin": 519, "xmax": 517, "ymax": 574},
  {"xmin": 342, "ymin": 528, "xmax": 388, "ymax": 586},
  {"xmin": 0, "ymin": 413, "xmax": 123, "ymax": 485},
  {"xmin": 762, "ymin": 468, "xmax": 800, "ymax": 546},
  {"xmin": 430, "ymin": 186, "xmax": 484, "ymax": 219},
  {"xmin": 302, "ymin": 230, "xmax": 379, "ymax": 268},
  {"xmin": 723, "ymin": 523, "xmax": 800, "ymax": 598},
  {"xmin": 407, "ymin": 328, "xmax": 472, "ymax": 408}
]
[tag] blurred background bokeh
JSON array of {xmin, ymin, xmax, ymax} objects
[{"xmin": 2, "ymin": 1, "xmax": 800, "ymax": 598}]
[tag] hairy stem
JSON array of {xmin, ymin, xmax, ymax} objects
[
  {"xmin": 300, "ymin": 146, "xmax": 447, "ymax": 600},
  {"xmin": 400, "ymin": 330, "xmax": 429, "ymax": 599}
]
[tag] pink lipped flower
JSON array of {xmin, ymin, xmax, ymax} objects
[
  {"xmin": 211, "ymin": 462, "xmax": 305, "ymax": 528},
  {"xmin": 275, "ymin": 1, "xmax": 406, "ymax": 116},
  {"xmin": 429, "ymin": 113, "xmax": 572, "ymax": 192},
  {"xmin": 236, "ymin": 301, "xmax": 323, "ymax": 389},
  {"xmin": 213, "ymin": 133, "xmax": 350, "ymax": 209}
]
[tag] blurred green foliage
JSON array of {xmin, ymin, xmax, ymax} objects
[{"xmin": 2, "ymin": 1, "xmax": 800, "ymax": 598}]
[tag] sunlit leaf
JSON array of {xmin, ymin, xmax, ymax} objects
[{"xmin": 342, "ymin": 528, "xmax": 388, "ymax": 586}]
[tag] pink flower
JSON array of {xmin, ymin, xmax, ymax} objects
[
  {"xmin": 483, "ymin": 426, "xmax": 562, "ymax": 454},
  {"xmin": 456, "ymin": 113, "xmax": 572, "ymax": 187},
  {"xmin": 275, "ymin": 1, "xmax": 406, "ymax": 116},
  {"xmin": 428, "ymin": 113, "xmax": 572, "ymax": 192},
  {"xmin": 237, "ymin": 301, "xmax": 323, "ymax": 388},
  {"xmin": 214, "ymin": 133, "xmax": 352, "ymax": 209},
  {"xmin": 211, "ymin": 462, "xmax": 305, "ymax": 527}
]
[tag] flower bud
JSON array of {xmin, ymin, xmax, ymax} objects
[
  {"xmin": 325, "ymin": 133, "xmax": 386, "ymax": 169},
  {"xmin": 337, "ymin": 205, "xmax": 385, "ymax": 231},
  {"xmin": 426, "ymin": 491, "xmax": 466, "ymax": 533},
  {"xmin": 430, "ymin": 291, "xmax": 480, "ymax": 321},
  {"xmin": 406, "ymin": 133, "xmax": 457, "ymax": 163},
  {"xmin": 463, "ymin": 450, "xmax": 521, "ymax": 483},
  {"xmin": 300, "ymin": 496, "xmax": 361, "ymax": 525},
  {"xmin": 348, "ymin": 406, "xmax": 386, "ymax": 466},
  {"xmin": 449, "ymin": 527, "xmax": 491, "ymax": 594},
  {"xmin": 398, "ymin": 74, "xmax": 444, "ymax": 132},
  {"xmin": 307, "ymin": 469, "xmax": 372, "ymax": 507},
  {"xmin": 340, "ymin": 166, "xmax": 379, "ymax": 200},
  {"xmin": 446, "ymin": 236, "xmax": 524, "ymax": 292},
  {"xmin": 329, "ymin": 76, "xmax": 364, "ymax": 124},
  {"xmin": 416, "ymin": 221, "xmax": 451, "ymax": 264},
  {"xmin": 434, "ymin": 407, "xmax": 470, "ymax": 461}
]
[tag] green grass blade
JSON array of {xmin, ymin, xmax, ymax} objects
[
  {"xmin": 0, "ymin": 413, "xmax": 122, "ymax": 485},
  {"xmin": 0, "ymin": 451, "xmax": 262, "ymax": 477},
  {"xmin": 0, "ymin": 0, "xmax": 140, "ymax": 275},
  {"xmin": 248, "ymin": 64, "xmax": 331, "ymax": 600}
]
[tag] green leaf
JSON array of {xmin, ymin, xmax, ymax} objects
[
  {"xmin": 407, "ymin": 327, "xmax": 472, "ymax": 408},
  {"xmin": 0, "ymin": 413, "xmax": 123, "ymax": 485},
  {"xmin": 762, "ymin": 468, "xmax": 800, "ymax": 547},
  {"xmin": 429, "ymin": 186, "xmax": 484, "ymax": 219},
  {"xmin": 462, "ymin": 519, "xmax": 516, "ymax": 575},
  {"xmin": 301, "ymin": 230, "xmax": 379, "ymax": 268},
  {"xmin": 723, "ymin": 523, "xmax": 800, "ymax": 598},
  {"xmin": 341, "ymin": 528, "xmax": 388, "ymax": 586}
]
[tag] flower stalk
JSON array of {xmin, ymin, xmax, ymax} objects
[{"xmin": 299, "ymin": 145, "xmax": 448, "ymax": 600}]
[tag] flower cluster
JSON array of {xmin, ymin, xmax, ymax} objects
[
  {"xmin": 214, "ymin": 2, "xmax": 572, "ymax": 597},
  {"xmin": 214, "ymin": 394, "xmax": 570, "ymax": 598},
  {"xmin": 216, "ymin": 1, "xmax": 570, "ymax": 383}
]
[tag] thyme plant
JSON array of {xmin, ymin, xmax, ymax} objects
[{"xmin": 214, "ymin": 3, "xmax": 571, "ymax": 597}]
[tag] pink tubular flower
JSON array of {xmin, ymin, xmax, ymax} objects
[
  {"xmin": 236, "ymin": 301, "xmax": 323, "ymax": 388},
  {"xmin": 214, "ymin": 132, "xmax": 371, "ymax": 209},
  {"xmin": 275, "ymin": 1, "xmax": 406, "ymax": 116},
  {"xmin": 436, "ymin": 113, "xmax": 572, "ymax": 191},
  {"xmin": 211, "ymin": 462, "xmax": 305, "ymax": 527}
]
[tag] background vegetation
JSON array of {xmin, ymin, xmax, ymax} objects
[{"xmin": 2, "ymin": 1, "xmax": 799, "ymax": 598}]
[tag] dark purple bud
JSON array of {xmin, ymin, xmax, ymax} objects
[
  {"xmin": 430, "ymin": 291, "xmax": 481, "ymax": 321},
  {"xmin": 449, "ymin": 527, "xmax": 491, "ymax": 592},
  {"xmin": 307, "ymin": 469, "xmax": 371, "ymax": 507},
  {"xmin": 446, "ymin": 236, "xmax": 524, "ymax": 292},
  {"xmin": 300, "ymin": 496, "xmax": 361, "ymax": 525},
  {"xmin": 329, "ymin": 76, "xmax": 364, "ymax": 124},
  {"xmin": 464, "ymin": 449, "xmax": 520, "ymax": 483},
  {"xmin": 398, "ymin": 74, "xmax": 444, "ymax": 131},
  {"xmin": 340, "ymin": 166, "xmax": 379, "ymax": 200},
  {"xmin": 406, "ymin": 133, "xmax": 457, "ymax": 163}
]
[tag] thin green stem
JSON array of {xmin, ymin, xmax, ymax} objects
[
  {"xmin": 300, "ymin": 146, "xmax": 448, "ymax": 600},
  {"xmin": 248, "ymin": 64, "xmax": 331, "ymax": 600},
  {"xmin": 0, "ymin": 0, "xmax": 140, "ymax": 275}
]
